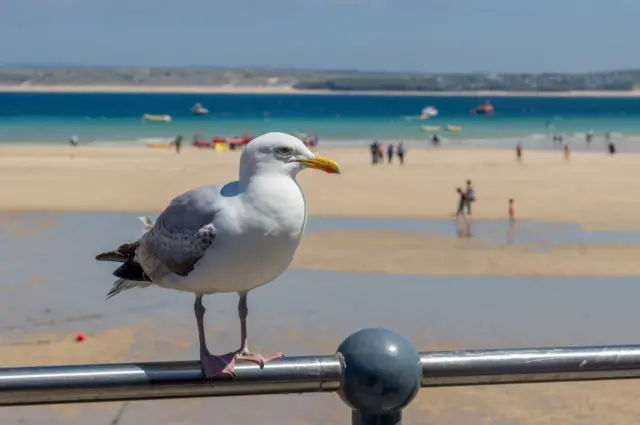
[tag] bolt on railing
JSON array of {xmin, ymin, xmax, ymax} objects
[{"xmin": 2, "ymin": 328, "xmax": 640, "ymax": 425}]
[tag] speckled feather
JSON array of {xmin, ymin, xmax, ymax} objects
[{"xmin": 134, "ymin": 186, "xmax": 219, "ymax": 282}]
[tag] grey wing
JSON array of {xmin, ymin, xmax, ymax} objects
[{"xmin": 136, "ymin": 186, "xmax": 220, "ymax": 282}]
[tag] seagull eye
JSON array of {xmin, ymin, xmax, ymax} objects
[{"xmin": 275, "ymin": 146, "xmax": 294, "ymax": 156}]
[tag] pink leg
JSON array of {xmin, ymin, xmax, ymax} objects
[
  {"xmin": 232, "ymin": 293, "xmax": 283, "ymax": 372},
  {"xmin": 194, "ymin": 294, "xmax": 282, "ymax": 379},
  {"xmin": 194, "ymin": 295, "xmax": 236, "ymax": 378}
]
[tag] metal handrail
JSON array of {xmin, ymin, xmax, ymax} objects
[{"xmin": 2, "ymin": 328, "xmax": 640, "ymax": 424}]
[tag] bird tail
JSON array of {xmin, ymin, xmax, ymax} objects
[
  {"xmin": 102, "ymin": 217, "xmax": 155, "ymax": 299},
  {"xmin": 139, "ymin": 216, "xmax": 154, "ymax": 231},
  {"xmin": 106, "ymin": 278, "xmax": 151, "ymax": 299}
]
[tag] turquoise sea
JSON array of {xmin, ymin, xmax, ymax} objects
[{"xmin": 2, "ymin": 92, "xmax": 640, "ymax": 150}]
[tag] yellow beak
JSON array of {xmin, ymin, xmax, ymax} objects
[{"xmin": 296, "ymin": 155, "xmax": 341, "ymax": 174}]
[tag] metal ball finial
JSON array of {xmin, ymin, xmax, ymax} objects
[{"xmin": 337, "ymin": 328, "xmax": 421, "ymax": 414}]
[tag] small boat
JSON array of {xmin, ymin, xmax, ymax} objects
[
  {"xmin": 191, "ymin": 103, "xmax": 209, "ymax": 115},
  {"xmin": 192, "ymin": 140, "xmax": 212, "ymax": 148},
  {"xmin": 223, "ymin": 130, "xmax": 253, "ymax": 150},
  {"xmin": 420, "ymin": 106, "xmax": 438, "ymax": 119},
  {"xmin": 445, "ymin": 125, "xmax": 462, "ymax": 132},
  {"xmin": 421, "ymin": 125, "xmax": 441, "ymax": 132},
  {"xmin": 293, "ymin": 130, "xmax": 319, "ymax": 147},
  {"xmin": 143, "ymin": 114, "xmax": 171, "ymax": 123},
  {"xmin": 471, "ymin": 101, "xmax": 494, "ymax": 115}
]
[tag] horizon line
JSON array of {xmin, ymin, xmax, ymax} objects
[{"xmin": 1, "ymin": 64, "xmax": 640, "ymax": 76}]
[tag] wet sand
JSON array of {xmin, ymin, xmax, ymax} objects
[
  {"xmin": 0, "ymin": 145, "xmax": 639, "ymax": 230},
  {"xmin": 295, "ymin": 230, "xmax": 640, "ymax": 276},
  {"xmin": 1, "ymin": 212, "xmax": 640, "ymax": 424}
]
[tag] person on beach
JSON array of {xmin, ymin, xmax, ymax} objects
[
  {"xmin": 68, "ymin": 135, "xmax": 78, "ymax": 159},
  {"xmin": 387, "ymin": 143, "xmax": 394, "ymax": 164},
  {"xmin": 608, "ymin": 139, "xmax": 616, "ymax": 155},
  {"xmin": 370, "ymin": 141, "xmax": 380, "ymax": 164},
  {"xmin": 397, "ymin": 142, "xmax": 405, "ymax": 165},
  {"xmin": 508, "ymin": 199, "xmax": 515, "ymax": 222},
  {"xmin": 464, "ymin": 180, "xmax": 476, "ymax": 216},
  {"xmin": 455, "ymin": 188, "xmax": 467, "ymax": 217},
  {"xmin": 605, "ymin": 132, "xmax": 616, "ymax": 155},
  {"xmin": 516, "ymin": 142, "xmax": 523, "ymax": 163},
  {"xmin": 174, "ymin": 134, "xmax": 183, "ymax": 154},
  {"xmin": 563, "ymin": 141, "xmax": 570, "ymax": 161},
  {"xmin": 586, "ymin": 130, "xmax": 593, "ymax": 149}
]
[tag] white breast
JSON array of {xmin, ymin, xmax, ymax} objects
[{"xmin": 166, "ymin": 175, "xmax": 307, "ymax": 294}]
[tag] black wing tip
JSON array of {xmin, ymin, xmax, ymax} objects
[
  {"xmin": 95, "ymin": 252, "xmax": 127, "ymax": 262},
  {"xmin": 113, "ymin": 261, "xmax": 152, "ymax": 282}
]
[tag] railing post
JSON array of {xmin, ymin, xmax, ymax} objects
[{"xmin": 337, "ymin": 328, "xmax": 422, "ymax": 425}]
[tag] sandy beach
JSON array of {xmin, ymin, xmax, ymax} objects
[
  {"xmin": 1, "ymin": 143, "xmax": 639, "ymax": 277},
  {"xmin": 3, "ymin": 84, "xmax": 640, "ymax": 97},
  {"xmin": 0, "ymin": 145, "xmax": 637, "ymax": 230}
]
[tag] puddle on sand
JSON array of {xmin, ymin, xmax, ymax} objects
[
  {"xmin": 0, "ymin": 210, "xmax": 637, "ymax": 348},
  {"xmin": 306, "ymin": 216, "xmax": 640, "ymax": 246},
  {"xmin": 2, "ymin": 212, "xmax": 640, "ymax": 249}
]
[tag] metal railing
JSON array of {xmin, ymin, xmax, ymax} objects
[{"xmin": 3, "ymin": 328, "xmax": 640, "ymax": 425}]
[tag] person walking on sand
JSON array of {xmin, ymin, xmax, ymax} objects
[
  {"xmin": 68, "ymin": 135, "xmax": 79, "ymax": 159},
  {"xmin": 370, "ymin": 141, "xmax": 380, "ymax": 165},
  {"xmin": 516, "ymin": 142, "xmax": 523, "ymax": 163},
  {"xmin": 508, "ymin": 199, "xmax": 515, "ymax": 222},
  {"xmin": 387, "ymin": 143, "xmax": 394, "ymax": 164},
  {"xmin": 455, "ymin": 188, "xmax": 468, "ymax": 217},
  {"xmin": 174, "ymin": 134, "xmax": 183, "ymax": 154},
  {"xmin": 608, "ymin": 139, "xmax": 617, "ymax": 155},
  {"xmin": 397, "ymin": 142, "xmax": 405, "ymax": 165},
  {"xmin": 563, "ymin": 141, "xmax": 570, "ymax": 161},
  {"xmin": 464, "ymin": 180, "xmax": 476, "ymax": 216}
]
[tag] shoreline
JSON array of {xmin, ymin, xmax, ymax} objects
[
  {"xmin": 2, "ymin": 84, "xmax": 640, "ymax": 97},
  {"xmin": 0, "ymin": 142, "xmax": 626, "ymax": 155}
]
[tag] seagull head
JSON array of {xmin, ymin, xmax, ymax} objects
[{"xmin": 239, "ymin": 132, "xmax": 341, "ymax": 181}]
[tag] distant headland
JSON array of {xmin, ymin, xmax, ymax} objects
[{"xmin": 2, "ymin": 66, "xmax": 640, "ymax": 96}]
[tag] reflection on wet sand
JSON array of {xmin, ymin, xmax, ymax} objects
[
  {"xmin": 508, "ymin": 220, "xmax": 516, "ymax": 245},
  {"xmin": 455, "ymin": 217, "xmax": 517, "ymax": 245},
  {"xmin": 455, "ymin": 216, "xmax": 473, "ymax": 239}
]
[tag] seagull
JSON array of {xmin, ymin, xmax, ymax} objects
[{"xmin": 95, "ymin": 132, "xmax": 340, "ymax": 378}]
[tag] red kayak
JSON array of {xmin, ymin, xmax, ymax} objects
[{"xmin": 193, "ymin": 140, "xmax": 212, "ymax": 148}]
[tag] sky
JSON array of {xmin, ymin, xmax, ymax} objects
[{"xmin": 0, "ymin": 0, "xmax": 636, "ymax": 73}]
